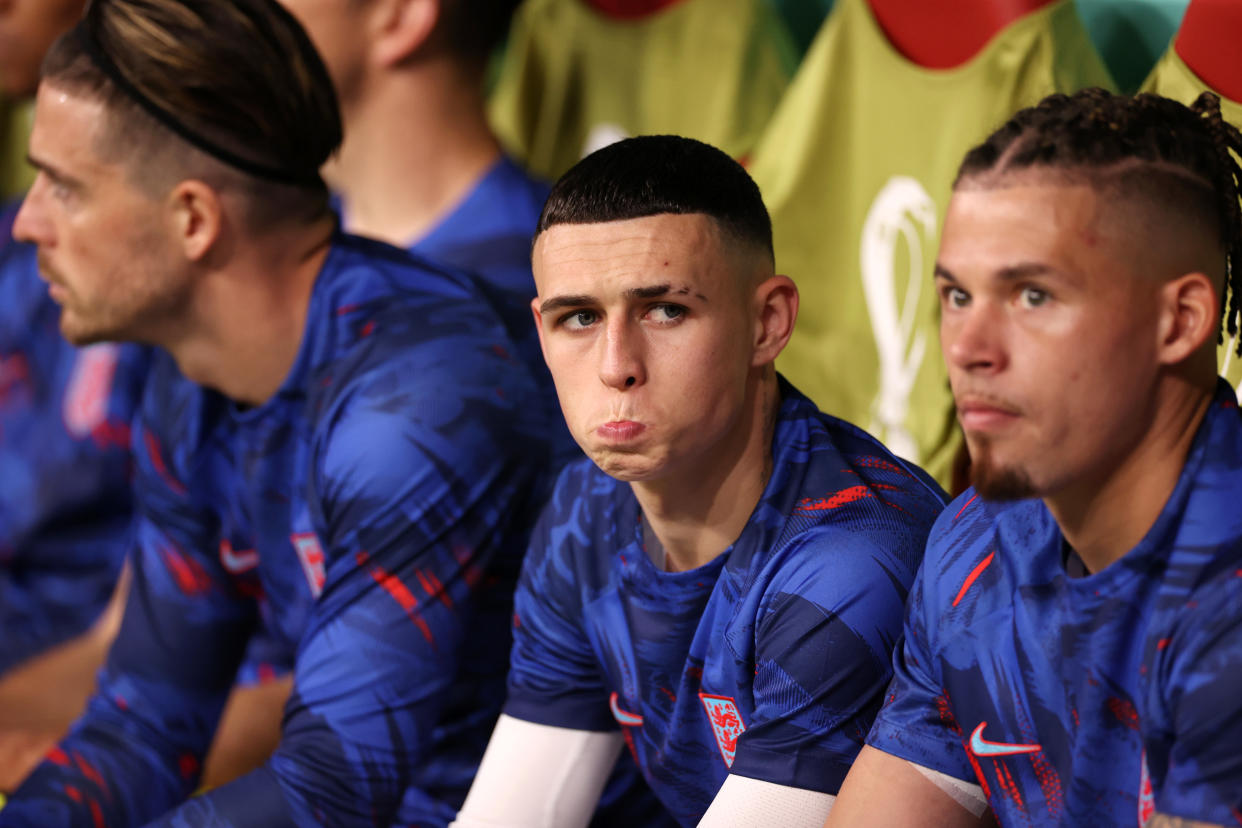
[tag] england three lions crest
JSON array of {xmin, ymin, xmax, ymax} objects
[{"xmin": 699, "ymin": 693, "xmax": 746, "ymax": 768}]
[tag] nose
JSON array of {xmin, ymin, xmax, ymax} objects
[
  {"xmin": 599, "ymin": 317, "xmax": 645, "ymax": 391},
  {"xmin": 944, "ymin": 300, "xmax": 1007, "ymax": 375},
  {"xmin": 12, "ymin": 177, "xmax": 50, "ymax": 247}
]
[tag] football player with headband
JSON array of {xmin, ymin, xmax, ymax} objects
[{"xmin": 0, "ymin": 0, "xmax": 560, "ymax": 823}]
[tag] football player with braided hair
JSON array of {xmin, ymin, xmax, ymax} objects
[{"xmin": 829, "ymin": 88, "xmax": 1242, "ymax": 828}]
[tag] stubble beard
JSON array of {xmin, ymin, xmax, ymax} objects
[
  {"xmin": 968, "ymin": 434, "xmax": 1038, "ymax": 502},
  {"xmin": 58, "ymin": 259, "xmax": 187, "ymax": 347}
]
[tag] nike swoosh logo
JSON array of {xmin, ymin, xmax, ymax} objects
[
  {"xmin": 219, "ymin": 539, "xmax": 260, "ymax": 573},
  {"xmin": 969, "ymin": 722, "xmax": 1041, "ymax": 757},
  {"xmin": 610, "ymin": 692, "xmax": 643, "ymax": 727}
]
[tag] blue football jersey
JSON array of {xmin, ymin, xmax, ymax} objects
[
  {"xmin": 868, "ymin": 379, "xmax": 1242, "ymax": 825},
  {"xmin": 504, "ymin": 380, "xmax": 947, "ymax": 825},
  {"xmin": 0, "ymin": 202, "xmax": 148, "ymax": 675},
  {"xmin": 0, "ymin": 231, "xmax": 561, "ymax": 826},
  {"xmin": 411, "ymin": 157, "xmax": 668, "ymax": 828}
]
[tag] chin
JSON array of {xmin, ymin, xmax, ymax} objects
[
  {"xmin": 589, "ymin": 449, "xmax": 664, "ymax": 483},
  {"xmin": 59, "ymin": 316, "xmax": 125, "ymax": 348}
]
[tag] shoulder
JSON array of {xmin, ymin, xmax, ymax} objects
[
  {"xmin": 758, "ymin": 522, "xmax": 920, "ymax": 623},
  {"xmin": 771, "ymin": 384, "xmax": 947, "ymax": 556},
  {"xmin": 523, "ymin": 457, "xmax": 632, "ymax": 578},
  {"xmin": 533, "ymin": 457, "xmax": 628, "ymax": 549}
]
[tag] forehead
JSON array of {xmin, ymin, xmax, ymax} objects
[
  {"xmin": 533, "ymin": 213, "xmax": 730, "ymax": 294},
  {"xmin": 29, "ymin": 83, "xmax": 130, "ymax": 181},
  {"xmin": 938, "ymin": 181, "xmax": 1114, "ymax": 277}
]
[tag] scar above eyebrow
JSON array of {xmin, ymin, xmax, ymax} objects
[
  {"xmin": 627, "ymin": 284, "xmax": 709, "ymax": 302},
  {"xmin": 627, "ymin": 283, "xmax": 672, "ymax": 299}
]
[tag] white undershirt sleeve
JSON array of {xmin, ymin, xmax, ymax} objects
[
  {"xmin": 450, "ymin": 714, "xmax": 625, "ymax": 828},
  {"xmin": 697, "ymin": 774, "xmax": 836, "ymax": 828},
  {"xmin": 912, "ymin": 763, "xmax": 990, "ymax": 818}
]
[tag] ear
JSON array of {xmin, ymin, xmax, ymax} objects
[
  {"xmin": 530, "ymin": 295, "xmax": 549, "ymax": 363},
  {"xmin": 372, "ymin": 0, "xmax": 439, "ymax": 68},
  {"xmin": 167, "ymin": 180, "xmax": 222, "ymax": 263},
  {"xmin": 751, "ymin": 274, "xmax": 799, "ymax": 368},
  {"xmin": 1155, "ymin": 271, "xmax": 1218, "ymax": 365}
]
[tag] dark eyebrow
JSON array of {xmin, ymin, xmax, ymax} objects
[
  {"xmin": 996, "ymin": 262, "xmax": 1056, "ymax": 281},
  {"xmin": 934, "ymin": 262, "xmax": 1061, "ymax": 282},
  {"xmin": 625, "ymin": 283, "xmax": 672, "ymax": 300},
  {"xmin": 539, "ymin": 282, "xmax": 706, "ymax": 314},
  {"xmin": 539, "ymin": 294, "xmax": 596, "ymax": 314}
]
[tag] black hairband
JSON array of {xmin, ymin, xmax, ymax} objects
[{"xmin": 72, "ymin": 17, "xmax": 322, "ymax": 188}]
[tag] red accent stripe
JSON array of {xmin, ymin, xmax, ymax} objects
[
  {"xmin": 144, "ymin": 432, "xmax": 186, "ymax": 496},
  {"xmin": 364, "ymin": 562, "xmax": 435, "ymax": 644},
  {"xmin": 953, "ymin": 551, "xmax": 995, "ymax": 607},
  {"xmin": 953, "ymin": 493, "xmax": 979, "ymax": 521},
  {"xmin": 74, "ymin": 751, "xmax": 108, "ymax": 795}
]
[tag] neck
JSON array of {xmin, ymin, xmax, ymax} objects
[
  {"xmin": 160, "ymin": 216, "xmax": 335, "ymax": 406},
  {"xmin": 1047, "ymin": 375, "xmax": 1215, "ymax": 573},
  {"xmin": 327, "ymin": 60, "xmax": 501, "ymax": 246},
  {"xmin": 631, "ymin": 374, "xmax": 781, "ymax": 572}
]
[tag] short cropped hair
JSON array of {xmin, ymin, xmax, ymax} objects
[
  {"xmin": 41, "ymin": 0, "xmax": 342, "ymax": 225},
  {"xmin": 536, "ymin": 135, "xmax": 774, "ymax": 265},
  {"xmin": 956, "ymin": 88, "xmax": 1242, "ymax": 348}
]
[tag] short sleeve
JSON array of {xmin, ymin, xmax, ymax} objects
[
  {"xmin": 1149, "ymin": 574, "xmax": 1242, "ymax": 822},
  {"xmin": 729, "ymin": 527, "xmax": 917, "ymax": 794},
  {"xmin": 865, "ymin": 542, "xmax": 976, "ymax": 784},
  {"xmin": 503, "ymin": 467, "xmax": 616, "ymax": 733}
]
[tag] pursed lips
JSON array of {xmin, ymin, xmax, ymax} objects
[{"xmin": 954, "ymin": 393, "xmax": 1023, "ymax": 431}]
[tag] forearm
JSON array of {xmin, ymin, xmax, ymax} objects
[
  {"xmin": 141, "ymin": 766, "xmax": 296, "ymax": 828},
  {"xmin": 0, "ymin": 566, "xmax": 118, "ymax": 676},
  {"xmin": 1146, "ymin": 816, "xmax": 1229, "ymax": 828},
  {"xmin": 0, "ymin": 704, "xmax": 195, "ymax": 827}
]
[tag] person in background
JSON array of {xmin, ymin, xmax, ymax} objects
[
  {"xmin": 827, "ymin": 88, "xmax": 1242, "ymax": 827},
  {"xmin": 453, "ymin": 135, "xmax": 947, "ymax": 828},
  {"xmin": 0, "ymin": 0, "xmax": 143, "ymax": 792},
  {"xmin": 276, "ymin": 0, "xmax": 564, "ymax": 401},
  {"xmin": 0, "ymin": 0, "xmax": 559, "ymax": 823}
]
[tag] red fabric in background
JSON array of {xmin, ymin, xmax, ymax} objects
[
  {"xmin": 1176, "ymin": 0, "xmax": 1242, "ymax": 102},
  {"xmin": 868, "ymin": 0, "xmax": 1057, "ymax": 69}
]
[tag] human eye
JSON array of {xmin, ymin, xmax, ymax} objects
[
  {"xmin": 557, "ymin": 309, "xmax": 598, "ymax": 331},
  {"xmin": 1018, "ymin": 285, "xmax": 1050, "ymax": 309},
  {"xmin": 645, "ymin": 303, "xmax": 686, "ymax": 325},
  {"xmin": 939, "ymin": 284, "xmax": 970, "ymax": 309}
]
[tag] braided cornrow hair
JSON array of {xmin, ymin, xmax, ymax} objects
[{"xmin": 956, "ymin": 87, "xmax": 1242, "ymax": 352}]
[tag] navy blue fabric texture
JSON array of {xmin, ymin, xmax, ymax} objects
[
  {"xmin": 869, "ymin": 380, "xmax": 1242, "ymax": 825},
  {"xmin": 504, "ymin": 381, "xmax": 947, "ymax": 825}
]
